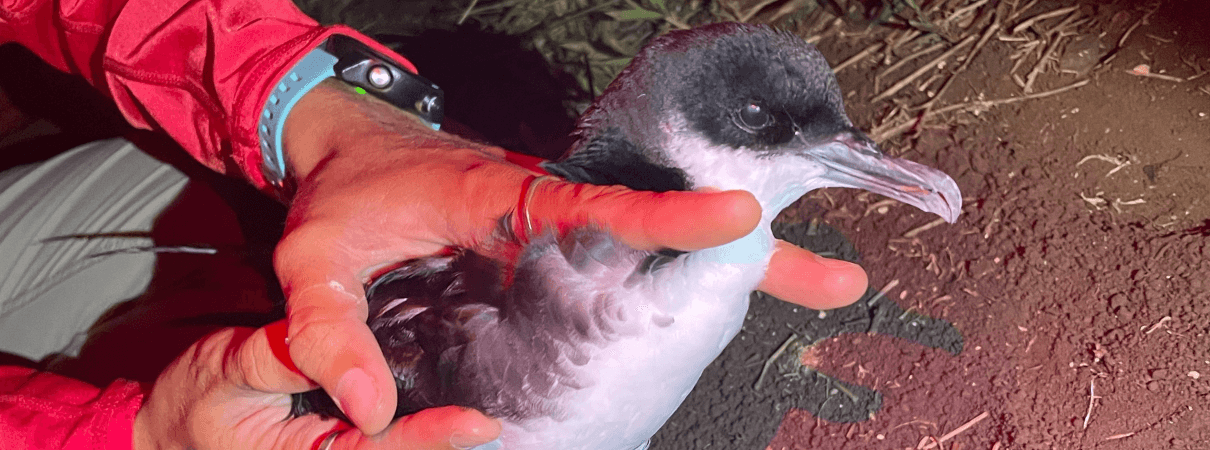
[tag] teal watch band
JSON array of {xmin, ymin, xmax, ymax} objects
[{"xmin": 258, "ymin": 44, "xmax": 338, "ymax": 189}]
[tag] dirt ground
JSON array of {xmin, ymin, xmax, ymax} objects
[
  {"xmin": 1, "ymin": 1, "xmax": 1206, "ymax": 449},
  {"xmin": 682, "ymin": 1, "xmax": 1209, "ymax": 449}
]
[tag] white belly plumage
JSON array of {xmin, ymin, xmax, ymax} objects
[{"xmin": 473, "ymin": 234, "xmax": 767, "ymax": 450}]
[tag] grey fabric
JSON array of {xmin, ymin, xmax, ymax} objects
[{"xmin": 0, "ymin": 139, "xmax": 188, "ymax": 361}]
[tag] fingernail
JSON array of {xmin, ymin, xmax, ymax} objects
[
  {"xmin": 451, "ymin": 435, "xmax": 500, "ymax": 450},
  {"xmin": 334, "ymin": 368, "xmax": 375, "ymax": 422}
]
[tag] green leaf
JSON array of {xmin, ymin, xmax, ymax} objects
[
  {"xmin": 602, "ymin": 57, "xmax": 633, "ymax": 67},
  {"xmin": 605, "ymin": 8, "xmax": 665, "ymax": 21}
]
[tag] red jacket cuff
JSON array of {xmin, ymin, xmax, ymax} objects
[{"xmin": 0, "ymin": 367, "xmax": 144, "ymax": 450}]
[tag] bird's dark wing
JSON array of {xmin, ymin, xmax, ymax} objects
[
  {"xmin": 290, "ymin": 229, "xmax": 660, "ymax": 423},
  {"xmin": 289, "ymin": 253, "xmax": 506, "ymax": 421},
  {"xmin": 542, "ymin": 127, "xmax": 689, "ymax": 192}
]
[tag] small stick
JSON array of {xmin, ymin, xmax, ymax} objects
[
  {"xmin": 864, "ymin": 198, "xmax": 901, "ymax": 217},
  {"xmin": 1076, "ymin": 154, "xmax": 1128, "ymax": 166},
  {"xmin": 872, "ymin": 79, "xmax": 1090, "ymax": 142},
  {"xmin": 754, "ymin": 334, "xmax": 798, "ymax": 390},
  {"xmin": 942, "ymin": 0, "xmax": 989, "ymax": 26},
  {"xmin": 905, "ymin": 217, "xmax": 949, "ymax": 238},
  {"xmin": 920, "ymin": 412, "xmax": 990, "ymax": 449},
  {"xmin": 88, "ymin": 245, "xmax": 218, "ymax": 257},
  {"xmin": 1145, "ymin": 33, "xmax": 1173, "ymax": 43},
  {"xmin": 1118, "ymin": 6, "xmax": 1159, "ymax": 49},
  {"xmin": 870, "ymin": 106, "xmax": 905, "ymax": 137},
  {"xmin": 929, "ymin": 78, "xmax": 1089, "ymax": 115},
  {"xmin": 764, "ymin": 0, "xmax": 809, "ymax": 24},
  {"xmin": 733, "ymin": 0, "xmax": 783, "ymax": 23},
  {"xmin": 1145, "ymin": 316, "xmax": 1172, "ymax": 334},
  {"xmin": 1011, "ymin": 6, "xmax": 1078, "ymax": 35},
  {"xmin": 1007, "ymin": 0, "xmax": 1041, "ymax": 22},
  {"xmin": 981, "ymin": 196, "xmax": 1019, "ymax": 240},
  {"xmin": 1082, "ymin": 379, "xmax": 1099, "ymax": 429},
  {"xmin": 1023, "ymin": 10, "xmax": 1081, "ymax": 93},
  {"xmin": 873, "ymin": 35, "xmax": 978, "ymax": 102},
  {"xmin": 868, "ymin": 279, "xmax": 901, "ymax": 305},
  {"xmin": 1022, "ymin": 35, "xmax": 1063, "ymax": 93},
  {"xmin": 917, "ymin": 436, "xmax": 937, "ymax": 449},
  {"xmin": 835, "ymin": 42, "xmax": 884, "ymax": 74},
  {"xmin": 456, "ymin": 0, "xmax": 480, "ymax": 24},
  {"xmin": 878, "ymin": 42, "xmax": 947, "ymax": 84},
  {"xmin": 1127, "ymin": 67, "xmax": 1185, "ymax": 83},
  {"xmin": 889, "ymin": 29, "xmax": 925, "ymax": 53},
  {"xmin": 1104, "ymin": 432, "xmax": 1134, "ymax": 441},
  {"xmin": 918, "ymin": 15, "xmax": 1002, "ymax": 111}
]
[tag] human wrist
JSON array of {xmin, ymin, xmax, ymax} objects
[
  {"xmin": 259, "ymin": 34, "xmax": 444, "ymax": 197},
  {"xmin": 280, "ymin": 79, "xmax": 346, "ymax": 185},
  {"xmin": 281, "ymin": 79, "xmax": 458, "ymax": 184}
]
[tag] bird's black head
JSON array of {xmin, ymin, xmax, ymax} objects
[
  {"xmin": 658, "ymin": 23, "xmax": 852, "ymax": 150},
  {"xmin": 545, "ymin": 22, "xmax": 961, "ymax": 224}
]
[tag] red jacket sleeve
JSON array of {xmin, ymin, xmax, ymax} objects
[
  {"xmin": 0, "ymin": 0, "xmax": 417, "ymax": 191},
  {"xmin": 0, "ymin": 367, "xmax": 143, "ymax": 450}
]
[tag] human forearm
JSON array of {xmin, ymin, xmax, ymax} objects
[
  {"xmin": 0, "ymin": 0, "xmax": 416, "ymax": 193},
  {"xmin": 0, "ymin": 366, "xmax": 142, "ymax": 450}
]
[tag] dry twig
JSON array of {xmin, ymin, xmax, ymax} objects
[
  {"xmin": 919, "ymin": 412, "xmax": 990, "ymax": 449},
  {"xmin": 1127, "ymin": 64, "xmax": 1185, "ymax": 83},
  {"xmin": 878, "ymin": 42, "xmax": 946, "ymax": 82},
  {"xmin": 1144, "ymin": 316, "xmax": 1172, "ymax": 334},
  {"xmin": 835, "ymin": 42, "xmax": 884, "ymax": 74},
  {"xmin": 1082, "ymin": 379, "xmax": 1099, "ymax": 429},
  {"xmin": 754, "ymin": 334, "xmax": 797, "ymax": 390},
  {"xmin": 869, "ymin": 279, "xmax": 901, "ymax": 305},
  {"xmin": 864, "ymin": 198, "xmax": 900, "ymax": 217},
  {"xmin": 1007, "ymin": 0, "xmax": 1041, "ymax": 22},
  {"xmin": 941, "ymin": 0, "xmax": 989, "ymax": 28},
  {"xmin": 873, "ymin": 34, "xmax": 977, "ymax": 102},
  {"xmin": 919, "ymin": 13, "xmax": 1002, "ymax": 111},
  {"xmin": 1022, "ymin": 10, "xmax": 1082, "ymax": 93},
  {"xmin": 1117, "ymin": 5, "xmax": 1160, "ymax": 49},
  {"xmin": 1010, "ymin": 5, "xmax": 1078, "ymax": 35},
  {"xmin": 905, "ymin": 217, "xmax": 949, "ymax": 238},
  {"xmin": 873, "ymin": 78, "xmax": 1090, "ymax": 141}
]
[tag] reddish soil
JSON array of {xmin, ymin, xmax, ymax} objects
[{"xmin": 764, "ymin": 1, "xmax": 1210, "ymax": 449}]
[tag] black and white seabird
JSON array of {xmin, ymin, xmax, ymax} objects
[{"xmin": 292, "ymin": 22, "xmax": 962, "ymax": 450}]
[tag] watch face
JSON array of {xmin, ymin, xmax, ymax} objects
[{"xmin": 327, "ymin": 35, "xmax": 445, "ymax": 129}]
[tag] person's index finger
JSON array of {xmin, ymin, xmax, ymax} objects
[{"xmin": 528, "ymin": 180, "xmax": 762, "ymax": 251}]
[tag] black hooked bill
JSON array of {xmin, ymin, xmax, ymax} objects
[{"xmin": 290, "ymin": 22, "xmax": 962, "ymax": 450}]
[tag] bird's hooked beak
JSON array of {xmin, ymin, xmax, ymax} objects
[{"xmin": 803, "ymin": 131, "xmax": 962, "ymax": 223}]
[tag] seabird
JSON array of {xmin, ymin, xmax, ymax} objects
[{"xmin": 292, "ymin": 22, "xmax": 961, "ymax": 450}]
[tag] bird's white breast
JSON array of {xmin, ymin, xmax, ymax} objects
[{"xmin": 487, "ymin": 233, "xmax": 771, "ymax": 450}]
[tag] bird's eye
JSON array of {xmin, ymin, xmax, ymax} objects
[{"xmin": 737, "ymin": 103, "xmax": 773, "ymax": 131}]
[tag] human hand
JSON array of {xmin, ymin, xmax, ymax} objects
[
  {"xmin": 273, "ymin": 80, "xmax": 868, "ymax": 434},
  {"xmin": 133, "ymin": 321, "xmax": 501, "ymax": 450}
]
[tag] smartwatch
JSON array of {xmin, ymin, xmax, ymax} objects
[{"xmin": 258, "ymin": 34, "xmax": 445, "ymax": 190}]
